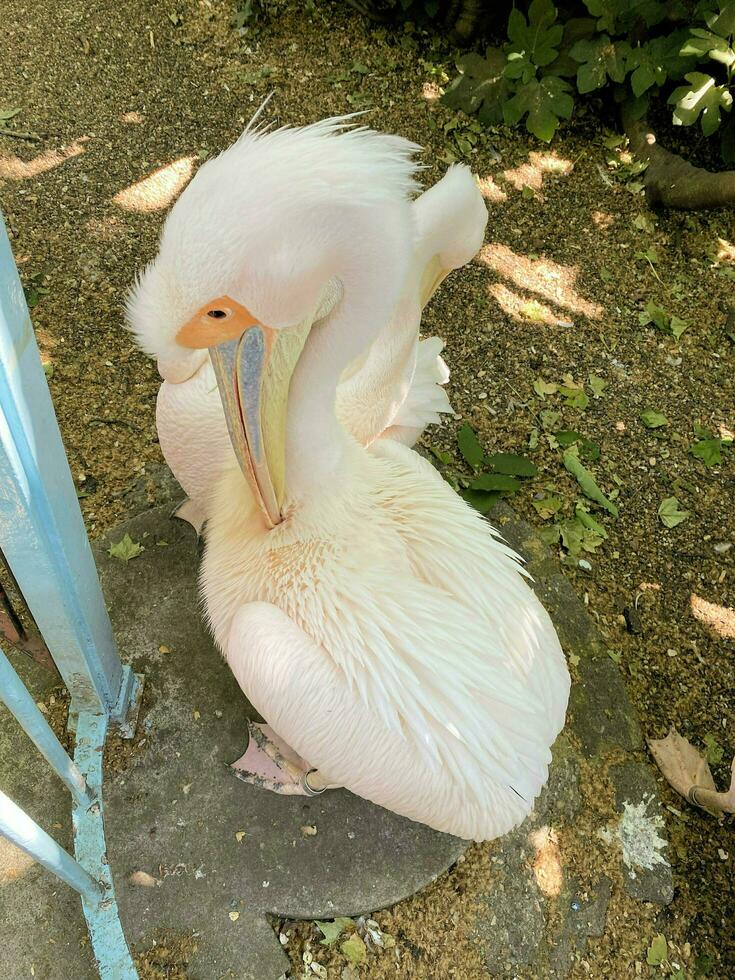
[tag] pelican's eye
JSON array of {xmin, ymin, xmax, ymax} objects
[{"xmin": 207, "ymin": 308, "xmax": 229, "ymax": 320}]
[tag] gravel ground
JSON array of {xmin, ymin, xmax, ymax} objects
[{"xmin": 1, "ymin": 1, "xmax": 733, "ymax": 977}]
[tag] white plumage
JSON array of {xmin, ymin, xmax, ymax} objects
[
  {"xmin": 151, "ymin": 162, "xmax": 486, "ymax": 527},
  {"xmin": 127, "ymin": 117, "xmax": 570, "ymax": 841}
]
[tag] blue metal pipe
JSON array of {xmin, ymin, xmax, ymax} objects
[
  {"xmin": 0, "ymin": 647, "xmax": 94, "ymax": 808},
  {"xmin": 0, "ymin": 216, "xmax": 134, "ymax": 722},
  {"xmin": 0, "ymin": 789, "xmax": 102, "ymax": 904},
  {"xmin": 74, "ymin": 711, "xmax": 138, "ymax": 978}
]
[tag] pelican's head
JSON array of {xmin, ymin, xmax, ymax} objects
[{"xmin": 127, "ymin": 116, "xmax": 420, "ymax": 527}]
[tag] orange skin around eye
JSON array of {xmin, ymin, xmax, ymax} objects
[{"xmin": 176, "ymin": 295, "xmax": 261, "ymax": 349}]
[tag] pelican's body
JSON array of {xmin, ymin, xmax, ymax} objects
[
  {"xmin": 128, "ymin": 117, "xmax": 570, "ymax": 842},
  {"xmin": 155, "ymin": 165, "xmax": 486, "ymax": 527},
  {"xmin": 204, "ymin": 439, "xmax": 568, "ymax": 839}
]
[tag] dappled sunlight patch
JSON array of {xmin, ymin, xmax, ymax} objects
[
  {"xmin": 477, "ymin": 175, "xmax": 507, "ymax": 204},
  {"xmin": 121, "ymin": 111, "xmax": 145, "ymax": 124},
  {"xmin": 481, "ymin": 244, "xmax": 603, "ymax": 319},
  {"xmin": 715, "ymin": 237, "xmax": 735, "ymax": 263},
  {"xmin": 0, "ymin": 137, "xmax": 89, "ymax": 180},
  {"xmin": 35, "ymin": 327, "xmax": 58, "ymax": 355},
  {"xmin": 502, "ymin": 151, "xmax": 573, "ymax": 193},
  {"xmin": 691, "ymin": 594, "xmax": 735, "ymax": 640},
  {"xmin": 112, "ymin": 155, "xmax": 196, "ymax": 213},
  {"xmin": 592, "ymin": 211, "xmax": 615, "ymax": 229},
  {"xmin": 488, "ymin": 283, "xmax": 573, "ymax": 327},
  {"xmin": 0, "ymin": 835, "xmax": 34, "ymax": 885},
  {"xmin": 530, "ymin": 825, "xmax": 563, "ymax": 897}
]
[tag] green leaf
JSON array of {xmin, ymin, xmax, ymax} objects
[
  {"xmin": 539, "ymin": 524, "xmax": 561, "ymax": 546},
  {"xmin": 680, "ymin": 29, "xmax": 733, "ymax": 64},
  {"xmin": 443, "ymin": 48, "xmax": 510, "ymax": 126},
  {"xmin": 461, "ymin": 488, "xmax": 501, "ymax": 514},
  {"xmin": 316, "ymin": 918, "xmax": 353, "ymax": 946},
  {"xmin": 559, "ymin": 385, "xmax": 590, "ymax": 410},
  {"xmin": 576, "ymin": 504, "xmax": 608, "ymax": 538},
  {"xmin": 571, "ymin": 35, "xmax": 631, "ymax": 93},
  {"xmin": 558, "ymin": 515, "xmax": 605, "ymax": 556},
  {"xmin": 669, "ymin": 72, "xmax": 733, "ymax": 136},
  {"xmin": 639, "ymin": 300, "xmax": 668, "ymax": 329},
  {"xmin": 549, "ymin": 17, "xmax": 598, "ymax": 75},
  {"xmin": 430, "ymin": 446, "xmax": 452, "ymax": 465},
  {"xmin": 555, "ymin": 429, "xmax": 584, "ymax": 447},
  {"xmin": 486, "ymin": 453, "xmax": 538, "ymax": 477},
  {"xmin": 710, "ymin": 3, "xmax": 735, "ymax": 38},
  {"xmin": 639, "ymin": 301, "xmax": 688, "ymax": 340},
  {"xmin": 341, "ymin": 933, "xmax": 367, "ymax": 965},
  {"xmin": 635, "ymin": 246, "xmax": 659, "ymax": 264},
  {"xmin": 626, "ymin": 37, "xmax": 682, "ymax": 98},
  {"xmin": 108, "ymin": 533, "xmax": 144, "ymax": 561},
  {"xmin": 589, "ymin": 375, "xmax": 606, "ymax": 398},
  {"xmin": 540, "ymin": 409, "xmax": 562, "ymax": 430},
  {"xmin": 703, "ymin": 733, "xmax": 724, "ymax": 766},
  {"xmin": 580, "ymin": 439, "xmax": 599, "ymax": 461},
  {"xmin": 647, "ymin": 933, "xmax": 668, "ymax": 967},
  {"xmin": 640, "ymin": 409, "xmax": 669, "ymax": 428},
  {"xmin": 503, "ymin": 75, "xmax": 574, "ymax": 141},
  {"xmin": 691, "ymin": 438, "xmax": 723, "ymax": 466},
  {"xmin": 563, "ymin": 450, "xmax": 619, "ymax": 515},
  {"xmin": 533, "ymin": 378, "xmax": 558, "ymax": 398},
  {"xmin": 533, "ymin": 494, "xmax": 563, "ymax": 518},
  {"xmin": 658, "ymin": 496, "xmax": 690, "ymax": 528},
  {"xmin": 457, "ymin": 424, "xmax": 484, "ymax": 469},
  {"xmin": 470, "ymin": 473, "xmax": 521, "ymax": 493},
  {"xmin": 507, "ymin": 0, "xmax": 563, "ymax": 69}
]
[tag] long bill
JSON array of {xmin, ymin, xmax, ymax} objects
[{"xmin": 176, "ymin": 295, "xmax": 313, "ymax": 529}]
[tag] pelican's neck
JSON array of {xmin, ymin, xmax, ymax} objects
[{"xmin": 284, "ymin": 284, "xmax": 382, "ymax": 497}]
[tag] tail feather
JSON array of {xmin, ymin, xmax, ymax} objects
[{"xmin": 390, "ymin": 336, "xmax": 453, "ymax": 434}]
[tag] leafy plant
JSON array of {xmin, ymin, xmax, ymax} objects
[
  {"xmin": 430, "ymin": 424, "xmax": 538, "ymax": 514},
  {"xmin": 442, "ymin": 0, "xmax": 735, "ymax": 161}
]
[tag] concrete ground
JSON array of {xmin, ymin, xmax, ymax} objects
[{"xmin": 0, "ymin": 472, "xmax": 674, "ymax": 978}]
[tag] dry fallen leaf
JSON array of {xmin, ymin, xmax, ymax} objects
[
  {"xmin": 235, "ymin": 831, "xmax": 246, "ymax": 843},
  {"xmin": 129, "ymin": 870, "xmax": 158, "ymax": 887},
  {"xmin": 228, "ymin": 911, "xmax": 240, "ymax": 922},
  {"xmin": 649, "ymin": 727, "xmax": 735, "ymax": 816},
  {"xmin": 301, "ymin": 824, "xmax": 318, "ymax": 837}
]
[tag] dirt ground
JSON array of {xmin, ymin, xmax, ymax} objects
[{"xmin": 1, "ymin": 1, "xmax": 733, "ymax": 977}]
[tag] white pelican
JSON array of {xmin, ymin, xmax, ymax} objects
[
  {"xmin": 128, "ymin": 118, "xmax": 570, "ymax": 841},
  {"xmin": 149, "ymin": 162, "xmax": 487, "ymax": 532}
]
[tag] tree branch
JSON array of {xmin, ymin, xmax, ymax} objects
[{"xmin": 622, "ymin": 102, "xmax": 735, "ymax": 210}]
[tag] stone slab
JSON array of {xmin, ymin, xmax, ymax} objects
[{"xmin": 97, "ymin": 506, "xmax": 466, "ymax": 979}]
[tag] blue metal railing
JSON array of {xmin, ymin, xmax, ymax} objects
[{"xmin": 0, "ymin": 214, "xmax": 141, "ymax": 978}]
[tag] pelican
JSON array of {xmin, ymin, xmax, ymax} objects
[
  {"xmin": 128, "ymin": 118, "xmax": 570, "ymax": 841},
  {"xmin": 149, "ymin": 162, "xmax": 486, "ymax": 533}
]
